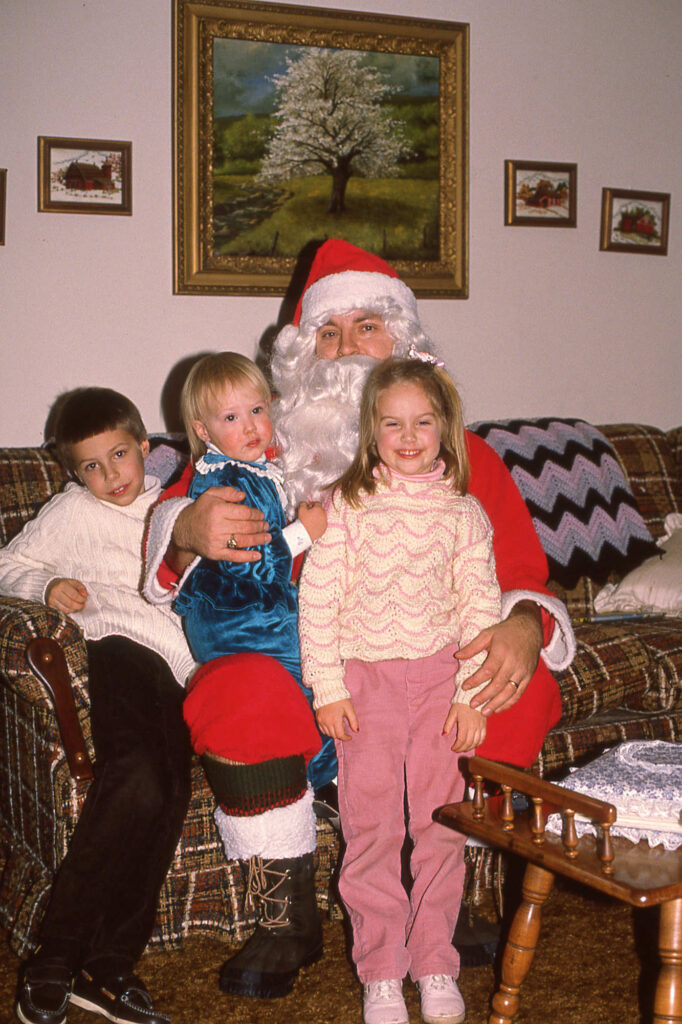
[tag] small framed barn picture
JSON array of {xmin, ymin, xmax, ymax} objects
[
  {"xmin": 38, "ymin": 137, "xmax": 132, "ymax": 215},
  {"xmin": 600, "ymin": 187, "xmax": 670, "ymax": 255},
  {"xmin": 504, "ymin": 160, "xmax": 577, "ymax": 228}
]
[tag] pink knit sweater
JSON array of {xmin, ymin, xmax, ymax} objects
[{"xmin": 298, "ymin": 463, "xmax": 502, "ymax": 710}]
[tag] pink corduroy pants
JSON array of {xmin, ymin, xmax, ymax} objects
[{"xmin": 336, "ymin": 643, "xmax": 467, "ymax": 983}]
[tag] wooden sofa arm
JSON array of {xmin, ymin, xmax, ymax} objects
[
  {"xmin": 0, "ymin": 595, "xmax": 93, "ymax": 781},
  {"xmin": 26, "ymin": 637, "xmax": 94, "ymax": 781}
]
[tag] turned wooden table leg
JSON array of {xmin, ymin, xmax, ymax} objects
[
  {"xmin": 488, "ymin": 862, "xmax": 555, "ymax": 1024},
  {"xmin": 654, "ymin": 897, "xmax": 682, "ymax": 1024}
]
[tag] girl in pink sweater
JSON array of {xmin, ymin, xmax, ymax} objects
[{"xmin": 298, "ymin": 359, "xmax": 502, "ymax": 1024}]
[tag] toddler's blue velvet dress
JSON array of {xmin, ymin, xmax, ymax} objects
[{"xmin": 173, "ymin": 450, "xmax": 336, "ymax": 789}]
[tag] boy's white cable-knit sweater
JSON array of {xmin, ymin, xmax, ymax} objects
[
  {"xmin": 298, "ymin": 464, "xmax": 502, "ymax": 710},
  {"xmin": 0, "ymin": 476, "xmax": 196, "ymax": 686}
]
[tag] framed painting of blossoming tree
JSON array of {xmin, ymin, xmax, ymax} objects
[{"xmin": 173, "ymin": 0, "xmax": 469, "ymax": 296}]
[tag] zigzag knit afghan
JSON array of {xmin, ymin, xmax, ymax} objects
[{"xmin": 470, "ymin": 418, "xmax": 660, "ymax": 589}]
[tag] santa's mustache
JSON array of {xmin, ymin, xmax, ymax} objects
[{"xmin": 297, "ymin": 354, "xmax": 375, "ymax": 404}]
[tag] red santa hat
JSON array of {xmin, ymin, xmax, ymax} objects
[{"xmin": 293, "ymin": 238, "xmax": 419, "ymax": 326}]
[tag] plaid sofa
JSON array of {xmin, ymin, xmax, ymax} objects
[
  {"xmin": 538, "ymin": 423, "xmax": 682, "ymax": 775},
  {"xmin": 2, "ymin": 425, "xmax": 681, "ymax": 954},
  {"xmin": 0, "ymin": 445, "xmax": 339, "ymax": 958}
]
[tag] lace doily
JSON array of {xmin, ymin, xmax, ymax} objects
[{"xmin": 546, "ymin": 741, "xmax": 682, "ymax": 851}]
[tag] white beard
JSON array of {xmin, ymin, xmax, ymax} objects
[{"xmin": 272, "ymin": 355, "xmax": 376, "ymax": 517}]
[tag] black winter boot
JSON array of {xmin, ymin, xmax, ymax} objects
[{"xmin": 219, "ymin": 852, "xmax": 322, "ymax": 999}]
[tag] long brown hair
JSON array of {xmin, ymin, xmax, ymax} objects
[{"xmin": 336, "ymin": 359, "xmax": 470, "ymax": 508}]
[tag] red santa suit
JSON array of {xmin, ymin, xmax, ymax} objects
[
  {"xmin": 142, "ymin": 238, "xmax": 575, "ymax": 999},
  {"xmin": 148, "ymin": 432, "xmax": 572, "ymax": 768}
]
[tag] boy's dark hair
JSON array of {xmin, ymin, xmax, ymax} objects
[{"xmin": 55, "ymin": 387, "xmax": 147, "ymax": 472}]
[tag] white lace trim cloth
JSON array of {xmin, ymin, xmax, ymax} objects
[{"xmin": 546, "ymin": 741, "xmax": 682, "ymax": 851}]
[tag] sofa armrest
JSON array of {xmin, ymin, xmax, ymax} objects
[
  {"xmin": 667, "ymin": 425, "xmax": 682, "ymax": 484},
  {"xmin": 26, "ymin": 637, "xmax": 93, "ymax": 780},
  {"xmin": 554, "ymin": 616, "xmax": 682, "ymax": 727},
  {"xmin": 0, "ymin": 595, "xmax": 93, "ymax": 780}
]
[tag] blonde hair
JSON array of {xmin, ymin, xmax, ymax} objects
[
  {"xmin": 181, "ymin": 352, "xmax": 271, "ymax": 461},
  {"xmin": 337, "ymin": 359, "xmax": 470, "ymax": 508}
]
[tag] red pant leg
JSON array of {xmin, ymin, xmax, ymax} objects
[
  {"xmin": 184, "ymin": 652, "xmax": 321, "ymax": 763},
  {"xmin": 476, "ymin": 660, "xmax": 561, "ymax": 768}
]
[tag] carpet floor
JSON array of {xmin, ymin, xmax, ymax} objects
[{"xmin": 0, "ymin": 875, "xmax": 658, "ymax": 1024}]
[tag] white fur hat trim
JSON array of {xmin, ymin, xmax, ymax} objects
[{"xmin": 300, "ymin": 269, "xmax": 419, "ymax": 326}]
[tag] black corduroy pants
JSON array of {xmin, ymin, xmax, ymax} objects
[{"xmin": 39, "ymin": 636, "xmax": 192, "ymax": 969}]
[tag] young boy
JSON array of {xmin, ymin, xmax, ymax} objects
[{"xmin": 0, "ymin": 388, "xmax": 195, "ymax": 1024}]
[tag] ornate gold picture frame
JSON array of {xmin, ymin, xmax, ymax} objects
[
  {"xmin": 173, "ymin": 0, "xmax": 468, "ymax": 297},
  {"xmin": 0, "ymin": 169, "xmax": 6, "ymax": 245}
]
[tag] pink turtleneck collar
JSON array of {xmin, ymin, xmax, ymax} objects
[{"xmin": 373, "ymin": 458, "xmax": 446, "ymax": 485}]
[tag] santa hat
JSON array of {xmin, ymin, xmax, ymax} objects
[{"xmin": 293, "ymin": 238, "xmax": 419, "ymax": 326}]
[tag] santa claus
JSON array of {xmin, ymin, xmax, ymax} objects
[{"xmin": 143, "ymin": 239, "xmax": 574, "ymax": 1002}]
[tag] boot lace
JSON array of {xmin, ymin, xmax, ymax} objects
[{"xmin": 245, "ymin": 857, "xmax": 290, "ymax": 929}]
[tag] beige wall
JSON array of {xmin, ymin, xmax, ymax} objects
[{"xmin": 1, "ymin": 0, "xmax": 680, "ymax": 446}]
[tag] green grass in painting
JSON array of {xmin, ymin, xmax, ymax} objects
[
  {"xmin": 213, "ymin": 175, "xmax": 252, "ymax": 204},
  {"xmin": 213, "ymin": 176, "xmax": 439, "ymax": 260}
]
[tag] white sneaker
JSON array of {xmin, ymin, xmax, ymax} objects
[
  {"xmin": 416, "ymin": 974, "xmax": 466, "ymax": 1024},
  {"xmin": 363, "ymin": 978, "xmax": 409, "ymax": 1024}
]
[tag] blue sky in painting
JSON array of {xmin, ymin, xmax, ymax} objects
[{"xmin": 213, "ymin": 39, "xmax": 439, "ymax": 119}]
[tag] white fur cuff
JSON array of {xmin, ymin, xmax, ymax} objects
[
  {"xmin": 142, "ymin": 496, "xmax": 193, "ymax": 605},
  {"xmin": 214, "ymin": 786, "xmax": 317, "ymax": 861},
  {"xmin": 501, "ymin": 589, "xmax": 576, "ymax": 672}
]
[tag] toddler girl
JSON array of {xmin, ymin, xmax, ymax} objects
[
  {"xmin": 174, "ymin": 351, "xmax": 335, "ymax": 786},
  {"xmin": 298, "ymin": 358, "xmax": 502, "ymax": 1024},
  {"xmin": 172, "ymin": 353, "xmax": 335, "ymax": 998}
]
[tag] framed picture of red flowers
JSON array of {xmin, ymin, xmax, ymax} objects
[{"xmin": 600, "ymin": 187, "xmax": 670, "ymax": 255}]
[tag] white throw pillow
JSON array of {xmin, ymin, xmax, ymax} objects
[{"xmin": 594, "ymin": 513, "xmax": 682, "ymax": 616}]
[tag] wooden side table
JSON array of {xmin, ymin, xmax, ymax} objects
[{"xmin": 435, "ymin": 756, "xmax": 682, "ymax": 1024}]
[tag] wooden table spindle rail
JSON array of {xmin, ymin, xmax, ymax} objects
[{"xmin": 436, "ymin": 756, "xmax": 682, "ymax": 1024}]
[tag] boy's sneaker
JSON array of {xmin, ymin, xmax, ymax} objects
[
  {"xmin": 362, "ymin": 978, "xmax": 409, "ymax": 1024},
  {"xmin": 16, "ymin": 956, "xmax": 72, "ymax": 1024},
  {"xmin": 416, "ymin": 974, "xmax": 466, "ymax": 1024},
  {"xmin": 71, "ymin": 964, "xmax": 169, "ymax": 1024}
]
